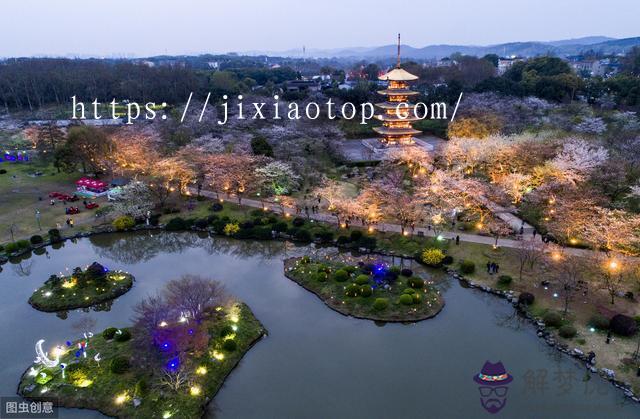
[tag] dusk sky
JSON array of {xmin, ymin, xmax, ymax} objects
[{"xmin": 2, "ymin": 0, "xmax": 639, "ymax": 57}]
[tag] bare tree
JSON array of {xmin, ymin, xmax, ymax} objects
[
  {"xmin": 163, "ymin": 275, "xmax": 229, "ymax": 322},
  {"xmin": 514, "ymin": 237, "xmax": 545, "ymax": 281},
  {"xmin": 550, "ymin": 251, "xmax": 584, "ymax": 314},
  {"xmin": 159, "ymin": 369, "xmax": 191, "ymax": 392}
]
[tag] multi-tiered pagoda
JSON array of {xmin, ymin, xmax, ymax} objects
[{"xmin": 373, "ymin": 34, "xmax": 421, "ymax": 146}]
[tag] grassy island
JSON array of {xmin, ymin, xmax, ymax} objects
[
  {"xmin": 28, "ymin": 262, "xmax": 134, "ymax": 312},
  {"xmin": 18, "ymin": 300, "xmax": 266, "ymax": 419},
  {"xmin": 285, "ymin": 256, "xmax": 444, "ymax": 322}
]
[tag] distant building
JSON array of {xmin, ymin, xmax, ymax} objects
[
  {"xmin": 497, "ymin": 56, "xmax": 524, "ymax": 75},
  {"xmin": 207, "ymin": 61, "xmax": 219, "ymax": 69},
  {"xmin": 571, "ymin": 59, "xmax": 605, "ymax": 77},
  {"xmin": 284, "ymin": 80, "xmax": 321, "ymax": 92},
  {"xmin": 436, "ymin": 57, "xmax": 456, "ymax": 67}
]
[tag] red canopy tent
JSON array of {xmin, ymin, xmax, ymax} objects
[{"xmin": 76, "ymin": 177, "xmax": 109, "ymax": 193}]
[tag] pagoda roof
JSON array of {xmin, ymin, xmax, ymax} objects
[
  {"xmin": 377, "ymin": 89, "xmax": 419, "ymax": 96},
  {"xmin": 373, "ymin": 126, "xmax": 422, "ymax": 136},
  {"xmin": 376, "ymin": 114, "xmax": 421, "ymax": 122},
  {"xmin": 378, "ymin": 67, "xmax": 419, "ymax": 81},
  {"xmin": 375, "ymin": 101, "xmax": 421, "ymax": 110}
]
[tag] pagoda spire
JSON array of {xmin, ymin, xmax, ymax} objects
[{"xmin": 396, "ymin": 33, "xmax": 401, "ymax": 68}]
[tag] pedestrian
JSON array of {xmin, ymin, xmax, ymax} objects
[
  {"xmin": 495, "ymin": 264, "xmax": 500, "ymax": 273},
  {"xmin": 519, "ymin": 226, "xmax": 524, "ymax": 235},
  {"xmin": 533, "ymin": 229, "xmax": 537, "ymax": 238},
  {"xmin": 50, "ymin": 199, "xmax": 55, "ymax": 205},
  {"xmin": 486, "ymin": 261, "xmax": 491, "ymax": 273},
  {"xmin": 455, "ymin": 235, "xmax": 460, "ymax": 245},
  {"xmin": 606, "ymin": 330, "xmax": 611, "ymax": 344},
  {"xmin": 69, "ymin": 218, "xmax": 74, "ymax": 227}
]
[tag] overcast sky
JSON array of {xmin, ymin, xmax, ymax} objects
[{"xmin": 1, "ymin": 0, "xmax": 638, "ymax": 57}]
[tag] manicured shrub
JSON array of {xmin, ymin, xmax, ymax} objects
[
  {"xmin": 610, "ymin": 314, "xmax": 638, "ymax": 336},
  {"xmin": 223, "ymin": 339, "xmax": 237, "ymax": 352},
  {"xmin": 16, "ymin": 240, "xmax": 30, "ymax": 249},
  {"xmin": 30, "ymin": 235, "xmax": 44, "ymax": 245},
  {"xmin": 4, "ymin": 242, "xmax": 19, "ymax": 253},
  {"xmin": 407, "ymin": 277, "xmax": 425, "ymax": 289},
  {"xmin": 114, "ymin": 329, "xmax": 132, "ymax": 342},
  {"xmin": 518, "ymin": 292, "xmax": 535, "ymax": 305},
  {"xmin": 559, "ymin": 325, "xmax": 577, "ymax": 339},
  {"xmin": 497, "ymin": 275, "xmax": 513, "ymax": 286},
  {"xmin": 344, "ymin": 266, "xmax": 357, "ymax": 274},
  {"xmin": 400, "ymin": 268, "xmax": 413, "ymax": 277},
  {"xmin": 194, "ymin": 218, "xmax": 209, "ymax": 229},
  {"xmin": 210, "ymin": 202, "xmax": 223, "ymax": 212},
  {"xmin": 293, "ymin": 228, "xmax": 312, "ymax": 242},
  {"xmin": 313, "ymin": 272, "xmax": 328, "ymax": 282},
  {"xmin": 135, "ymin": 378, "xmax": 149, "ymax": 396},
  {"xmin": 360, "ymin": 286, "xmax": 372, "ymax": 297},
  {"xmin": 240, "ymin": 220, "xmax": 255, "ymax": 229},
  {"xmin": 110, "ymin": 356, "xmax": 130, "ymax": 374},
  {"xmin": 355, "ymin": 274, "xmax": 370, "ymax": 285},
  {"xmin": 459, "ymin": 260, "xmax": 475, "ymax": 274},
  {"xmin": 399, "ymin": 294, "xmax": 414, "ymax": 305},
  {"xmin": 223, "ymin": 223, "xmax": 240, "ymax": 236},
  {"xmin": 102, "ymin": 327, "xmax": 118, "ymax": 340},
  {"xmin": 588, "ymin": 314, "xmax": 610, "ymax": 330},
  {"xmin": 543, "ymin": 311, "xmax": 562, "ymax": 328},
  {"xmin": 0, "ymin": 169, "xmax": 6, "ymax": 174},
  {"xmin": 165, "ymin": 217, "xmax": 187, "ymax": 231},
  {"xmin": 314, "ymin": 230, "xmax": 334, "ymax": 243},
  {"xmin": 113, "ymin": 215, "xmax": 135, "ymax": 231},
  {"xmin": 48, "ymin": 228, "xmax": 61, "ymax": 240},
  {"xmin": 442, "ymin": 255, "xmax": 454, "ymax": 265},
  {"xmin": 411, "ymin": 292, "xmax": 422, "ymax": 304},
  {"xmin": 373, "ymin": 298, "xmax": 388, "ymax": 311},
  {"xmin": 336, "ymin": 235, "xmax": 350, "ymax": 245},
  {"xmin": 345, "ymin": 284, "xmax": 360, "ymax": 297},
  {"xmin": 220, "ymin": 325, "xmax": 235, "ymax": 337},
  {"xmin": 273, "ymin": 221, "xmax": 288, "ymax": 232},
  {"xmin": 333, "ymin": 269, "xmax": 349, "ymax": 282},
  {"xmin": 403, "ymin": 288, "xmax": 416, "ymax": 295},
  {"xmin": 421, "ymin": 248, "xmax": 445, "ymax": 266},
  {"xmin": 358, "ymin": 236, "xmax": 377, "ymax": 250},
  {"xmin": 292, "ymin": 217, "xmax": 305, "ymax": 227},
  {"xmin": 86, "ymin": 262, "xmax": 107, "ymax": 279},
  {"xmin": 350, "ymin": 230, "xmax": 363, "ymax": 242}
]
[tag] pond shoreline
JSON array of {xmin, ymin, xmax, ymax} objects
[{"xmin": 5, "ymin": 225, "xmax": 640, "ymax": 406}]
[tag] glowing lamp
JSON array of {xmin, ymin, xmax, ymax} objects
[
  {"xmin": 190, "ymin": 385, "xmax": 201, "ymax": 396},
  {"xmin": 196, "ymin": 366, "xmax": 207, "ymax": 375},
  {"xmin": 212, "ymin": 351, "xmax": 225, "ymax": 361},
  {"xmin": 114, "ymin": 393, "xmax": 128, "ymax": 405}
]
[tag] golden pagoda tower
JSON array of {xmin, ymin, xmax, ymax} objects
[{"xmin": 373, "ymin": 34, "xmax": 421, "ymax": 145}]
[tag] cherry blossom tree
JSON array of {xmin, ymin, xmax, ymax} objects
[
  {"xmin": 548, "ymin": 138, "xmax": 608, "ymax": 185},
  {"xmin": 110, "ymin": 181, "xmax": 155, "ymax": 219}
]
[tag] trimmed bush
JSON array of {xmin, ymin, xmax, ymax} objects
[
  {"xmin": 345, "ymin": 284, "xmax": 360, "ymax": 297},
  {"xmin": 313, "ymin": 272, "xmax": 328, "ymax": 282},
  {"xmin": 273, "ymin": 221, "xmax": 288, "ymax": 232},
  {"xmin": 4, "ymin": 242, "xmax": 19, "ymax": 253},
  {"xmin": 344, "ymin": 266, "xmax": 357, "ymax": 274},
  {"xmin": 459, "ymin": 260, "xmax": 475, "ymax": 274},
  {"xmin": 442, "ymin": 255, "xmax": 454, "ymax": 265},
  {"xmin": 355, "ymin": 274, "xmax": 370, "ymax": 285},
  {"xmin": 292, "ymin": 217, "xmax": 305, "ymax": 227},
  {"xmin": 210, "ymin": 202, "xmax": 223, "ymax": 212},
  {"xmin": 48, "ymin": 228, "xmax": 61, "ymax": 241},
  {"xmin": 407, "ymin": 277, "xmax": 425, "ymax": 289},
  {"xmin": 400, "ymin": 268, "xmax": 413, "ymax": 277},
  {"xmin": 588, "ymin": 314, "xmax": 610, "ymax": 330},
  {"xmin": 360, "ymin": 286, "xmax": 372, "ymax": 297},
  {"xmin": 113, "ymin": 215, "xmax": 135, "ymax": 231},
  {"xmin": 402, "ymin": 288, "xmax": 416, "ymax": 295},
  {"xmin": 135, "ymin": 378, "xmax": 149, "ymax": 396},
  {"xmin": 358, "ymin": 236, "xmax": 377, "ymax": 250},
  {"xmin": 399, "ymin": 294, "xmax": 414, "ymax": 305},
  {"xmin": 543, "ymin": 311, "xmax": 562, "ymax": 328},
  {"xmin": 222, "ymin": 339, "xmax": 237, "ymax": 352},
  {"xmin": 350, "ymin": 230, "xmax": 363, "ymax": 242},
  {"xmin": 194, "ymin": 218, "xmax": 209, "ymax": 229},
  {"xmin": 411, "ymin": 292, "xmax": 422, "ymax": 304},
  {"xmin": 333, "ymin": 269, "xmax": 349, "ymax": 282},
  {"xmin": 518, "ymin": 292, "xmax": 535, "ymax": 305},
  {"xmin": 102, "ymin": 327, "xmax": 118, "ymax": 340},
  {"xmin": 610, "ymin": 314, "xmax": 638, "ymax": 336},
  {"xmin": 114, "ymin": 329, "xmax": 132, "ymax": 342},
  {"xmin": 336, "ymin": 235, "xmax": 350, "ymax": 245},
  {"xmin": 16, "ymin": 240, "xmax": 30, "ymax": 249},
  {"xmin": 110, "ymin": 356, "xmax": 130, "ymax": 374},
  {"xmin": 373, "ymin": 298, "xmax": 388, "ymax": 311},
  {"xmin": 314, "ymin": 230, "xmax": 334, "ymax": 243},
  {"xmin": 30, "ymin": 235, "xmax": 44, "ymax": 245},
  {"xmin": 497, "ymin": 275, "xmax": 513, "ymax": 286},
  {"xmin": 223, "ymin": 223, "xmax": 240, "ymax": 236},
  {"xmin": 220, "ymin": 325, "xmax": 235, "ymax": 337},
  {"xmin": 293, "ymin": 228, "xmax": 312, "ymax": 242},
  {"xmin": 165, "ymin": 217, "xmax": 187, "ymax": 231},
  {"xmin": 421, "ymin": 248, "xmax": 445, "ymax": 266},
  {"xmin": 559, "ymin": 325, "xmax": 577, "ymax": 339}
]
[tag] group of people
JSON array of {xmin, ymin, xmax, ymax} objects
[{"xmin": 486, "ymin": 261, "xmax": 500, "ymax": 274}]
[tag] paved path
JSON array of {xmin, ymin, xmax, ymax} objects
[{"xmin": 195, "ymin": 189, "xmax": 593, "ymax": 257}]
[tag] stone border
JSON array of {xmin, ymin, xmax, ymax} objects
[{"xmin": 445, "ymin": 266, "xmax": 640, "ymax": 404}]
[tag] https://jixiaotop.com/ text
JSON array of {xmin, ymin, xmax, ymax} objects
[{"xmin": 69, "ymin": 94, "xmax": 455, "ymax": 125}]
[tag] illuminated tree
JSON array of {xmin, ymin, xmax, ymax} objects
[
  {"xmin": 110, "ymin": 181, "xmax": 154, "ymax": 219},
  {"xmin": 548, "ymin": 138, "xmax": 608, "ymax": 185},
  {"xmin": 255, "ymin": 161, "xmax": 301, "ymax": 196}
]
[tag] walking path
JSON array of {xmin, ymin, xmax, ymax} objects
[{"xmin": 195, "ymin": 189, "xmax": 592, "ymax": 257}]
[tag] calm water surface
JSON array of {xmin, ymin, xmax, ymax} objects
[{"xmin": 0, "ymin": 231, "xmax": 637, "ymax": 419}]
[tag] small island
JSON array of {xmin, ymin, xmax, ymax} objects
[
  {"xmin": 28, "ymin": 262, "xmax": 134, "ymax": 312},
  {"xmin": 285, "ymin": 257, "xmax": 444, "ymax": 322},
  {"xmin": 19, "ymin": 276, "xmax": 266, "ymax": 418}
]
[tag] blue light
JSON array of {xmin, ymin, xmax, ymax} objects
[
  {"xmin": 161, "ymin": 342, "xmax": 171, "ymax": 351},
  {"xmin": 166, "ymin": 357, "xmax": 180, "ymax": 371}
]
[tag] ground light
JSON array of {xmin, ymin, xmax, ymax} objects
[
  {"xmin": 114, "ymin": 392, "xmax": 128, "ymax": 405},
  {"xmin": 196, "ymin": 366, "xmax": 207, "ymax": 375},
  {"xmin": 190, "ymin": 385, "xmax": 201, "ymax": 396}
]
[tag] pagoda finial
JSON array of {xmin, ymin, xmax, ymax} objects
[{"xmin": 396, "ymin": 33, "xmax": 401, "ymax": 68}]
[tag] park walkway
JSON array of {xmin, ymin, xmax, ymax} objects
[{"xmin": 195, "ymin": 189, "xmax": 592, "ymax": 257}]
